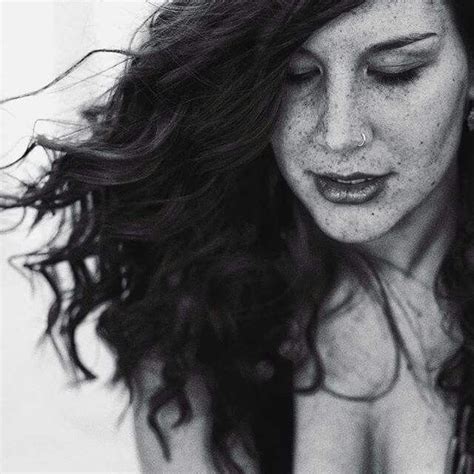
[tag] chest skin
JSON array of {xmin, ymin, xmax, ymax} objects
[
  {"xmin": 293, "ymin": 273, "xmax": 460, "ymax": 474},
  {"xmin": 134, "ymin": 272, "xmax": 461, "ymax": 473},
  {"xmin": 294, "ymin": 360, "xmax": 456, "ymax": 474}
]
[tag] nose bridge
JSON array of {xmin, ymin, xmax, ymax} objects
[{"xmin": 320, "ymin": 69, "xmax": 363, "ymax": 152}]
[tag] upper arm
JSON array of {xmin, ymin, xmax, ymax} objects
[
  {"xmin": 132, "ymin": 360, "xmax": 215, "ymax": 473},
  {"xmin": 132, "ymin": 359, "xmax": 259, "ymax": 473}
]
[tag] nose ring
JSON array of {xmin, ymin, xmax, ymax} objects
[{"xmin": 357, "ymin": 132, "xmax": 367, "ymax": 148}]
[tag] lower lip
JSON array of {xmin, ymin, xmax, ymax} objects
[{"xmin": 313, "ymin": 174, "xmax": 390, "ymax": 204}]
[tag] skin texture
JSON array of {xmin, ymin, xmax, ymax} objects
[
  {"xmin": 294, "ymin": 263, "xmax": 461, "ymax": 473},
  {"xmin": 134, "ymin": 2, "xmax": 474, "ymax": 473},
  {"xmin": 271, "ymin": 1, "xmax": 472, "ymax": 471},
  {"xmin": 271, "ymin": 0, "xmax": 474, "ymax": 278}
]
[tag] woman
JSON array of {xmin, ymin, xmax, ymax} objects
[{"xmin": 1, "ymin": 0, "xmax": 474, "ymax": 472}]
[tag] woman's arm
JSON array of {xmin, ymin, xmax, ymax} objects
[
  {"xmin": 133, "ymin": 358, "xmax": 260, "ymax": 473},
  {"xmin": 132, "ymin": 360, "xmax": 216, "ymax": 473}
]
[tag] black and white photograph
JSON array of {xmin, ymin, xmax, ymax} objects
[{"xmin": 1, "ymin": 1, "xmax": 474, "ymax": 473}]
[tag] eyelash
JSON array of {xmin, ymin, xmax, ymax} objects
[
  {"xmin": 369, "ymin": 68, "xmax": 421, "ymax": 85},
  {"xmin": 286, "ymin": 67, "xmax": 422, "ymax": 86}
]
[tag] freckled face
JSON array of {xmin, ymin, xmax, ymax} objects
[{"xmin": 271, "ymin": 0, "xmax": 471, "ymax": 243}]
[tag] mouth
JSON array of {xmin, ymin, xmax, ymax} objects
[{"xmin": 311, "ymin": 172, "xmax": 393, "ymax": 205}]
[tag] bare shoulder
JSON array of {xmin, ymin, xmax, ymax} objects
[
  {"xmin": 132, "ymin": 358, "xmax": 258, "ymax": 473},
  {"xmin": 132, "ymin": 358, "xmax": 214, "ymax": 473}
]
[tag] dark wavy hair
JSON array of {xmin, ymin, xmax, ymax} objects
[{"xmin": 2, "ymin": 0, "xmax": 474, "ymax": 472}]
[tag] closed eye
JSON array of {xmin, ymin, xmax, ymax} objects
[
  {"xmin": 286, "ymin": 68, "xmax": 420, "ymax": 85},
  {"xmin": 368, "ymin": 67, "xmax": 422, "ymax": 85},
  {"xmin": 286, "ymin": 68, "xmax": 321, "ymax": 84},
  {"xmin": 286, "ymin": 66, "xmax": 423, "ymax": 86}
]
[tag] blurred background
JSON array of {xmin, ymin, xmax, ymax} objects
[{"xmin": 1, "ymin": 1, "xmax": 157, "ymax": 471}]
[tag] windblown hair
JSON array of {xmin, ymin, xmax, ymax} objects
[{"xmin": 2, "ymin": 0, "xmax": 474, "ymax": 472}]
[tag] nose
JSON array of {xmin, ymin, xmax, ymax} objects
[{"xmin": 318, "ymin": 76, "xmax": 370, "ymax": 153}]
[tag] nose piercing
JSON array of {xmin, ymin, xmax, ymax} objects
[{"xmin": 357, "ymin": 132, "xmax": 367, "ymax": 147}]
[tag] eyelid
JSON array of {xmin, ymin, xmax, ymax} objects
[
  {"xmin": 287, "ymin": 60, "xmax": 321, "ymax": 72},
  {"xmin": 286, "ymin": 65, "xmax": 321, "ymax": 81},
  {"xmin": 367, "ymin": 59, "xmax": 428, "ymax": 73},
  {"xmin": 288, "ymin": 67, "xmax": 320, "ymax": 76},
  {"xmin": 369, "ymin": 48, "xmax": 439, "ymax": 67}
]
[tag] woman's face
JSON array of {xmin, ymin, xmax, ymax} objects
[{"xmin": 272, "ymin": 0, "xmax": 473, "ymax": 244}]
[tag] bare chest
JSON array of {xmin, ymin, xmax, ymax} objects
[
  {"xmin": 294, "ymin": 359, "xmax": 456, "ymax": 474},
  {"xmin": 292, "ymin": 278, "xmax": 460, "ymax": 473}
]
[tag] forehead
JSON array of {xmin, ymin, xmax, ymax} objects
[{"xmin": 301, "ymin": 0, "xmax": 452, "ymax": 53}]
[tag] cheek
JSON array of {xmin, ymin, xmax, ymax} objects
[
  {"xmin": 271, "ymin": 93, "xmax": 319, "ymax": 174},
  {"xmin": 379, "ymin": 67, "xmax": 468, "ymax": 174}
]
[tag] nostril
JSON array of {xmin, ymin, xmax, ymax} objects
[{"xmin": 324, "ymin": 130, "xmax": 367, "ymax": 152}]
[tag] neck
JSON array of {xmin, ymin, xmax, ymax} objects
[{"xmin": 355, "ymin": 162, "xmax": 459, "ymax": 288}]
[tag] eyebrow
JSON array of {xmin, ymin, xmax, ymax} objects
[
  {"xmin": 365, "ymin": 32, "xmax": 439, "ymax": 54},
  {"xmin": 298, "ymin": 32, "xmax": 439, "ymax": 57}
]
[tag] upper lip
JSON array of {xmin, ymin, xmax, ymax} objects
[{"xmin": 315, "ymin": 172, "xmax": 390, "ymax": 181}]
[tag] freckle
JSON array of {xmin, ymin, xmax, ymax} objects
[{"xmin": 420, "ymin": 141, "xmax": 424, "ymax": 145}]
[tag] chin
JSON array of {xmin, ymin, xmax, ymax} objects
[{"xmin": 309, "ymin": 208, "xmax": 397, "ymax": 245}]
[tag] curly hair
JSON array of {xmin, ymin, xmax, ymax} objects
[{"xmin": 1, "ymin": 0, "xmax": 474, "ymax": 472}]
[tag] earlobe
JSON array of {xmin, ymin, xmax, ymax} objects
[
  {"xmin": 468, "ymin": 99, "xmax": 474, "ymax": 132},
  {"xmin": 469, "ymin": 80, "xmax": 474, "ymax": 102}
]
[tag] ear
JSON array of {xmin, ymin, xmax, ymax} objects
[
  {"xmin": 468, "ymin": 84, "xmax": 474, "ymax": 131},
  {"xmin": 466, "ymin": 72, "xmax": 474, "ymax": 127},
  {"xmin": 469, "ymin": 62, "xmax": 474, "ymax": 101},
  {"xmin": 467, "ymin": 60, "xmax": 474, "ymax": 99}
]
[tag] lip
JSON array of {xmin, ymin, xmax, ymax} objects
[
  {"xmin": 320, "ymin": 172, "xmax": 384, "ymax": 182},
  {"xmin": 312, "ymin": 172, "xmax": 392, "ymax": 205}
]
